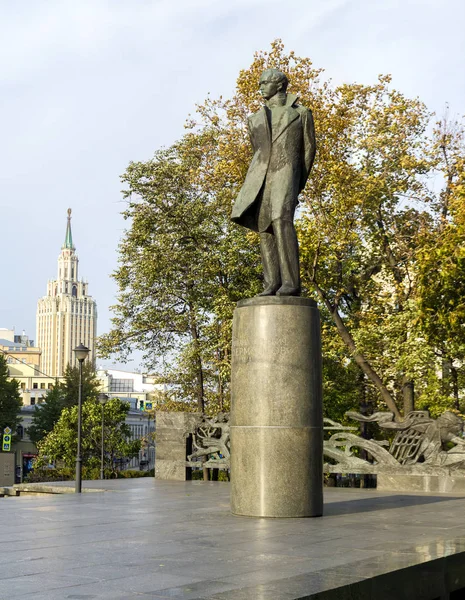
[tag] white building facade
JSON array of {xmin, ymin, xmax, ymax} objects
[{"xmin": 96, "ymin": 367, "xmax": 164, "ymax": 409}]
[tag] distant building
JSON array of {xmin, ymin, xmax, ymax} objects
[
  {"xmin": 0, "ymin": 328, "xmax": 15, "ymax": 343},
  {"xmin": 0, "ymin": 332, "xmax": 55, "ymax": 406},
  {"xmin": 0, "ymin": 330, "xmax": 41, "ymax": 369},
  {"xmin": 36, "ymin": 209, "xmax": 97, "ymax": 377},
  {"xmin": 12, "ymin": 406, "xmax": 38, "ymax": 481},
  {"xmin": 96, "ymin": 367, "xmax": 165, "ymax": 411},
  {"xmin": 0, "ymin": 328, "xmax": 34, "ymax": 346},
  {"xmin": 96, "ymin": 367, "xmax": 163, "ymax": 470}
]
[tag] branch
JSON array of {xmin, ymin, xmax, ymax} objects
[
  {"xmin": 309, "ymin": 277, "xmax": 402, "ymax": 420},
  {"xmin": 376, "ymin": 207, "xmax": 404, "ymax": 286},
  {"xmin": 309, "ymin": 240, "xmax": 321, "ymax": 285}
]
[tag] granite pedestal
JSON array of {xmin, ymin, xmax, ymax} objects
[{"xmin": 230, "ymin": 296, "xmax": 323, "ymax": 517}]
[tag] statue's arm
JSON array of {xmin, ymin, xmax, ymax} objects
[
  {"xmin": 449, "ymin": 435, "xmax": 465, "ymax": 447},
  {"xmin": 300, "ymin": 108, "xmax": 316, "ymax": 191},
  {"xmin": 247, "ymin": 117, "xmax": 255, "ymax": 153}
]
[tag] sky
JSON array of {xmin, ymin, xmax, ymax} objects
[{"xmin": 1, "ymin": 0, "xmax": 464, "ymax": 370}]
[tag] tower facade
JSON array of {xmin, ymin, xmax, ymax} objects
[{"xmin": 36, "ymin": 209, "xmax": 97, "ymax": 377}]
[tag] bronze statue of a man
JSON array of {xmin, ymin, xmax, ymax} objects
[{"xmin": 231, "ymin": 68, "xmax": 316, "ymax": 296}]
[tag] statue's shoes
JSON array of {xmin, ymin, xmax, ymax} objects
[
  {"xmin": 256, "ymin": 285, "xmax": 280, "ymax": 296},
  {"xmin": 276, "ymin": 285, "xmax": 300, "ymax": 296}
]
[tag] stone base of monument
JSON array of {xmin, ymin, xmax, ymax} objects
[
  {"xmin": 154, "ymin": 412, "xmax": 201, "ymax": 481},
  {"xmin": 377, "ymin": 473, "xmax": 465, "ymax": 494},
  {"xmin": 0, "ymin": 453, "xmax": 14, "ymax": 487},
  {"xmin": 230, "ymin": 296, "xmax": 323, "ymax": 518}
]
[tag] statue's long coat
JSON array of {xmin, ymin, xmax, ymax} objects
[{"xmin": 231, "ymin": 93, "xmax": 316, "ymax": 232}]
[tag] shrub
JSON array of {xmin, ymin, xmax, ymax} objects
[
  {"xmin": 24, "ymin": 467, "xmax": 73, "ymax": 483},
  {"xmin": 118, "ymin": 469, "xmax": 152, "ymax": 478},
  {"xmin": 190, "ymin": 468, "xmax": 229, "ymax": 481}
]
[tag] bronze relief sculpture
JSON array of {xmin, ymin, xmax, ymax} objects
[{"xmin": 231, "ymin": 68, "xmax": 316, "ymax": 296}]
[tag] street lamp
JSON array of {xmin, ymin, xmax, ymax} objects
[
  {"xmin": 98, "ymin": 393, "xmax": 109, "ymax": 480},
  {"xmin": 73, "ymin": 343, "xmax": 90, "ymax": 493},
  {"xmin": 146, "ymin": 412, "xmax": 153, "ymax": 471}
]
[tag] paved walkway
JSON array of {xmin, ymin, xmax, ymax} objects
[{"xmin": 1, "ymin": 479, "xmax": 465, "ymax": 599}]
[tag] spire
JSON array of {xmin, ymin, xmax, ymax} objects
[{"xmin": 63, "ymin": 208, "xmax": 74, "ymax": 250}]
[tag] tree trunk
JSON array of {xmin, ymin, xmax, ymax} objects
[
  {"xmin": 188, "ymin": 308, "xmax": 204, "ymax": 413},
  {"xmin": 451, "ymin": 365, "xmax": 460, "ymax": 411},
  {"xmin": 402, "ymin": 377, "xmax": 415, "ymax": 415},
  {"xmin": 442, "ymin": 358, "xmax": 452, "ymax": 398},
  {"xmin": 188, "ymin": 305, "xmax": 207, "ymax": 481},
  {"xmin": 359, "ymin": 382, "xmax": 369, "ymax": 489},
  {"xmin": 216, "ymin": 346, "xmax": 224, "ymax": 411},
  {"xmin": 443, "ymin": 357, "xmax": 460, "ymax": 410},
  {"xmin": 376, "ymin": 211, "xmax": 416, "ymax": 420}
]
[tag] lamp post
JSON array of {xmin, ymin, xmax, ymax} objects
[
  {"xmin": 98, "ymin": 393, "xmax": 109, "ymax": 480},
  {"xmin": 73, "ymin": 343, "xmax": 90, "ymax": 493},
  {"xmin": 146, "ymin": 412, "xmax": 151, "ymax": 471}
]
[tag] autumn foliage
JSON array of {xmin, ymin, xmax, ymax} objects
[{"xmin": 99, "ymin": 41, "xmax": 465, "ymax": 420}]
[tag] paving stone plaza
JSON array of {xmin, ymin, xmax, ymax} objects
[{"xmin": 1, "ymin": 479, "xmax": 465, "ymax": 599}]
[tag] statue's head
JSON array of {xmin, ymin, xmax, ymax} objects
[
  {"xmin": 259, "ymin": 68, "xmax": 289, "ymax": 100},
  {"xmin": 437, "ymin": 411, "xmax": 464, "ymax": 439}
]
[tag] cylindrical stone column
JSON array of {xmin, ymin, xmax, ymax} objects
[{"xmin": 230, "ymin": 296, "xmax": 323, "ymax": 518}]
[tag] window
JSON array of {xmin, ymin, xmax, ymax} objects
[
  {"xmin": 30, "ymin": 398, "xmax": 35, "ymax": 405},
  {"xmin": 48, "ymin": 383, "xmax": 53, "ymax": 390},
  {"xmin": 33, "ymin": 383, "xmax": 38, "ymax": 389},
  {"xmin": 110, "ymin": 379, "xmax": 134, "ymax": 393},
  {"xmin": 21, "ymin": 383, "xmax": 25, "ymax": 390},
  {"xmin": 40, "ymin": 383, "xmax": 45, "ymax": 389}
]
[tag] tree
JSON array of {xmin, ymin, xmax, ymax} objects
[
  {"xmin": 100, "ymin": 40, "xmax": 465, "ymax": 421},
  {"xmin": 416, "ymin": 118, "xmax": 465, "ymax": 415},
  {"xmin": 61, "ymin": 363, "xmax": 101, "ymax": 407},
  {"xmin": 98, "ymin": 132, "xmax": 261, "ymax": 413},
  {"xmin": 0, "ymin": 354, "xmax": 22, "ymax": 440},
  {"xmin": 188, "ymin": 40, "xmax": 449, "ymax": 419},
  {"xmin": 28, "ymin": 363, "xmax": 101, "ymax": 444},
  {"xmin": 27, "ymin": 384, "xmax": 66, "ymax": 444},
  {"xmin": 34, "ymin": 398, "xmax": 140, "ymax": 475}
]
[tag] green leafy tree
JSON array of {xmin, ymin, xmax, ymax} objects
[
  {"xmin": 98, "ymin": 132, "xmax": 261, "ymax": 413},
  {"xmin": 320, "ymin": 314, "xmax": 366, "ymax": 424},
  {"xmin": 27, "ymin": 384, "xmax": 66, "ymax": 444},
  {"xmin": 416, "ymin": 119, "xmax": 465, "ymax": 414},
  {"xmin": 62, "ymin": 363, "xmax": 101, "ymax": 407},
  {"xmin": 206, "ymin": 42, "xmax": 431, "ymax": 419},
  {"xmin": 0, "ymin": 354, "xmax": 22, "ymax": 441},
  {"xmin": 188, "ymin": 40, "xmax": 457, "ymax": 419},
  {"xmin": 28, "ymin": 363, "xmax": 101, "ymax": 444},
  {"xmin": 34, "ymin": 398, "xmax": 140, "ymax": 474},
  {"xmin": 100, "ymin": 40, "xmax": 465, "ymax": 421}
]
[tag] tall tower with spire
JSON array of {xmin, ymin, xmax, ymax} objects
[{"xmin": 36, "ymin": 209, "xmax": 97, "ymax": 377}]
